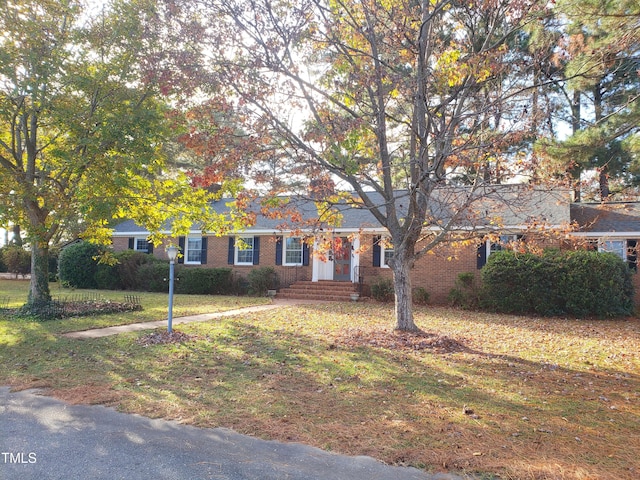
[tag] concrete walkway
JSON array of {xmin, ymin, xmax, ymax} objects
[{"xmin": 61, "ymin": 302, "xmax": 292, "ymax": 339}]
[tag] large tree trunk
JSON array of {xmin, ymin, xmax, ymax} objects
[
  {"xmin": 390, "ymin": 250, "xmax": 419, "ymax": 332},
  {"xmin": 28, "ymin": 239, "xmax": 51, "ymax": 305}
]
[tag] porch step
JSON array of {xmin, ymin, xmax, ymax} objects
[{"xmin": 276, "ymin": 281, "xmax": 359, "ymax": 302}]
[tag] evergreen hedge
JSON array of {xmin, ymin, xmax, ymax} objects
[
  {"xmin": 481, "ymin": 249, "xmax": 634, "ymax": 317},
  {"xmin": 175, "ymin": 267, "xmax": 234, "ymax": 295},
  {"xmin": 58, "ymin": 242, "xmax": 104, "ymax": 288},
  {"xmin": 59, "ymin": 242, "xmax": 234, "ymax": 295}
]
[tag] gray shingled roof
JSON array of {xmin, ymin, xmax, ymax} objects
[
  {"xmin": 113, "ymin": 185, "xmax": 572, "ymax": 235},
  {"xmin": 571, "ymin": 203, "xmax": 640, "ymax": 234}
]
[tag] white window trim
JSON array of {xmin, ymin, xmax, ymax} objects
[
  {"xmin": 598, "ymin": 239, "xmax": 627, "ymax": 261},
  {"xmin": 284, "ymin": 237, "xmax": 303, "ymax": 266},
  {"xmin": 134, "ymin": 237, "xmax": 150, "ymax": 253},
  {"xmin": 380, "ymin": 237, "xmax": 393, "ymax": 268},
  {"xmin": 185, "ymin": 236, "xmax": 203, "ymax": 265},
  {"xmin": 487, "ymin": 234, "xmax": 520, "ymax": 259},
  {"xmin": 235, "ymin": 236, "xmax": 255, "ymax": 265}
]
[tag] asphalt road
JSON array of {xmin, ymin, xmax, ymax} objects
[{"xmin": 0, "ymin": 387, "xmax": 468, "ymax": 480}]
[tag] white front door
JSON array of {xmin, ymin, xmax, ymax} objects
[
  {"xmin": 312, "ymin": 235, "xmax": 360, "ymax": 282},
  {"xmin": 313, "ymin": 237, "xmax": 334, "ymax": 281}
]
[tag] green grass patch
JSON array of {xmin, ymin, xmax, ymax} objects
[{"xmin": 0, "ymin": 279, "xmax": 269, "ymax": 333}]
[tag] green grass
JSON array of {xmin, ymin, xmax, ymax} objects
[
  {"xmin": 1, "ymin": 279, "xmax": 639, "ymax": 479},
  {"xmin": 0, "ymin": 279, "xmax": 269, "ymax": 333}
]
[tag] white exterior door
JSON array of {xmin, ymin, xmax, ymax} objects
[
  {"xmin": 312, "ymin": 235, "xmax": 360, "ymax": 282},
  {"xmin": 313, "ymin": 237, "xmax": 334, "ymax": 281}
]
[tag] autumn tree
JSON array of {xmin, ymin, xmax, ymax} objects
[
  {"xmin": 0, "ymin": 0, "xmax": 237, "ymax": 305},
  {"xmin": 165, "ymin": 0, "xmax": 554, "ymax": 331}
]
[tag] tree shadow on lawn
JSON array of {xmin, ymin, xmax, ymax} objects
[{"xmin": 3, "ymin": 313, "xmax": 639, "ymax": 479}]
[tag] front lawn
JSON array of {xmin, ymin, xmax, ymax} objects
[
  {"xmin": 0, "ymin": 279, "xmax": 270, "ymax": 334},
  {"xmin": 1, "ymin": 279, "xmax": 638, "ymax": 479}
]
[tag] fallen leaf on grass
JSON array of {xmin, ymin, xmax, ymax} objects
[{"xmin": 136, "ymin": 330, "xmax": 199, "ymax": 346}]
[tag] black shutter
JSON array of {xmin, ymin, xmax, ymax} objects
[
  {"xmin": 128, "ymin": 237, "xmax": 134, "ymax": 250},
  {"xmin": 147, "ymin": 242, "xmax": 154, "ymax": 255},
  {"xmin": 628, "ymin": 239, "xmax": 637, "ymax": 272},
  {"xmin": 201, "ymin": 237, "xmax": 208, "ymax": 264},
  {"xmin": 253, "ymin": 236, "xmax": 260, "ymax": 265},
  {"xmin": 178, "ymin": 236, "xmax": 185, "ymax": 264},
  {"xmin": 477, "ymin": 242, "xmax": 487, "ymax": 269},
  {"xmin": 372, "ymin": 236, "xmax": 381, "ymax": 267},
  {"xmin": 228, "ymin": 237, "xmax": 235, "ymax": 265},
  {"xmin": 302, "ymin": 242, "xmax": 310, "ymax": 266},
  {"xmin": 275, "ymin": 236, "xmax": 283, "ymax": 265}
]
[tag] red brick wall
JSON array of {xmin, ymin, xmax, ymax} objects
[
  {"xmin": 113, "ymin": 234, "xmax": 312, "ymax": 285},
  {"xmin": 111, "ymin": 237, "xmax": 130, "ymax": 252},
  {"xmin": 357, "ymin": 234, "xmax": 479, "ymax": 304},
  {"xmin": 205, "ymin": 235, "xmax": 312, "ymax": 283},
  {"xmin": 357, "ymin": 233, "xmax": 564, "ymax": 305},
  {"xmin": 115, "ymin": 232, "xmax": 640, "ymax": 308}
]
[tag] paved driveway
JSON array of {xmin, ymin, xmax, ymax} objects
[{"xmin": 0, "ymin": 387, "xmax": 468, "ymax": 480}]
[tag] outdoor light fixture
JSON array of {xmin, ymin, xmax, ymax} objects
[{"xmin": 166, "ymin": 245, "xmax": 179, "ymax": 333}]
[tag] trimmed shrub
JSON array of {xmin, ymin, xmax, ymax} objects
[
  {"xmin": 175, "ymin": 267, "xmax": 234, "ymax": 295},
  {"xmin": 370, "ymin": 277, "xmax": 394, "ymax": 302},
  {"xmin": 136, "ymin": 262, "xmax": 170, "ymax": 292},
  {"xmin": 95, "ymin": 262, "xmax": 123, "ymax": 290},
  {"xmin": 560, "ymin": 250, "xmax": 634, "ymax": 317},
  {"xmin": 58, "ymin": 242, "xmax": 103, "ymax": 288},
  {"xmin": 133, "ymin": 265, "xmax": 234, "ymax": 294},
  {"xmin": 231, "ymin": 274, "xmax": 249, "ymax": 295},
  {"xmin": 247, "ymin": 267, "xmax": 278, "ymax": 296},
  {"xmin": 481, "ymin": 249, "xmax": 633, "ymax": 317},
  {"xmin": 115, "ymin": 250, "xmax": 159, "ymax": 290}
]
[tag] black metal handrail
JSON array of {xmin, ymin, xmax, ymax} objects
[
  {"xmin": 277, "ymin": 266, "xmax": 310, "ymax": 289},
  {"xmin": 353, "ymin": 265, "xmax": 380, "ymax": 295}
]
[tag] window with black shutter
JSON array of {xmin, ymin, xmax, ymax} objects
[{"xmin": 627, "ymin": 239, "xmax": 637, "ymax": 272}]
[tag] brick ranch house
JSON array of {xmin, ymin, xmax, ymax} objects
[{"xmin": 111, "ymin": 186, "xmax": 640, "ymax": 304}]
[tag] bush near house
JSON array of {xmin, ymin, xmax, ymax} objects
[
  {"xmin": 58, "ymin": 242, "xmax": 104, "ymax": 288},
  {"xmin": 175, "ymin": 267, "xmax": 234, "ymax": 295},
  {"xmin": 481, "ymin": 249, "xmax": 634, "ymax": 317},
  {"xmin": 370, "ymin": 277, "xmax": 394, "ymax": 302},
  {"xmin": 135, "ymin": 262, "xmax": 169, "ymax": 292},
  {"xmin": 59, "ymin": 241, "xmax": 235, "ymax": 295},
  {"xmin": 247, "ymin": 267, "xmax": 278, "ymax": 296},
  {"xmin": 115, "ymin": 250, "xmax": 160, "ymax": 290}
]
